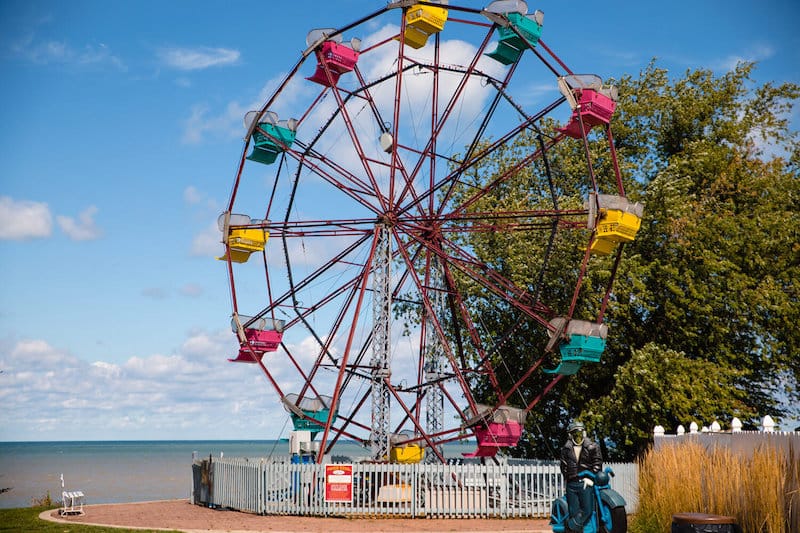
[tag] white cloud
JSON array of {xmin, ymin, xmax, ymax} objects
[
  {"xmin": 124, "ymin": 353, "xmax": 186, "ymax": 378},
  {"xmin": 159, "ymin": 46, "xmax": 240, "ymax": 71},
  {"xmin": 12, "ymin": 35, "xmax": 125, "ymax": 70},
  {"xmin": 183, "ymin": 185, "xmax": 219, "ymax": 213},
  {"xmin": 180, "ymin": 23, "xmax": 506, "ymax": 152},
  {"xmin": 0, "ymin": 330, "xmax": 286, "ymax": 440},
  {"xmin": 180, "ymin": 69, "xmax": 306, "ymax": 144},
  {"xmin": 10, "ymin": 338, "xmax": 76, "ymax": 366},
  {"xmin": 185, "ymin": 189, "xmax": 227, "ymax": 259},
  {"xmin": 0, "ymin": 322, "xmax": 397, "ymax": 442},
  {"xmin": 90, "ymin": 361, "xmax": 122, "ymax": 379},
  {"xmin": 713, "ymin": 43, "xmax": 775, "ymax": 72},
  {"xmin": 181, "ymin": 101, "xmax": 248, "ymax": 144},
  {"xmin": 183, "ymin": 185, "xmax": 203, "ymax": 205},
  {"xmin": 141, "ymin": 287, "xmax": 169, "ymax": 299},
  {"xmin": 180, "ymin": 330, "xmax": 225, "ymax": 359},
  {"xmin": 191, "ymin": 218, "xmax": 224, "ymax": 257},
  {"xmin": 56, "ymin": 205, "xmax": 103, "ymax": 241},
  {"xmin": 180, "ymin": 283, "xmax": 204, "ymax": 298},
  {"xmin": 1, "ymin": 198, "xmax": 104, "ymax": 242},
  {"xmin": 0, "ymin": 196, "xmax": 53, "ymax": 240}
]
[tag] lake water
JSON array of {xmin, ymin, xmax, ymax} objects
[{"xmin": 0, "ymin": 440, "xmax": 476, "ymax": 509}]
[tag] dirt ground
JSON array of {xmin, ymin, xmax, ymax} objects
[{"xmin": 43, "ymin": 499, "xmax": 553, "ymax": 532}]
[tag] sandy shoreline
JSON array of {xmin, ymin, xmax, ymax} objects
[{"xmin": 41, "ymin": 499, "xmax": 553, "ymax": 532}]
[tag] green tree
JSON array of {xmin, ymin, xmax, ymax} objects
[
  {"xmin": 454, "ymin": 61, "xmax": 800, "ymax": 459},
  {"xmin": 582, "ymin": 343, "xmax": 752, "ymax": 455}
]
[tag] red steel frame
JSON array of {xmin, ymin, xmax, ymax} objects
[{"xmin": 220, "ymin": 3, "xmax": 629, "ymax": 462}]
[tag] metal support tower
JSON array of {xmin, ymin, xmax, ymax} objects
[
  {"xmin": 424, "ymin": 256, "xmax": 446, "ymax": 461},
  {"xmin": 371, "ymin": 223, "xmax": 392, "ymax": 460}
]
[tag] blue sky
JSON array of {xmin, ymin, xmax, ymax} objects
[{"xmin": 0, "ymin": 0, "xmax": 798, "ymax": 442}]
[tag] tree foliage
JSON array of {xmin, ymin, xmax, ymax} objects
[{"xmin": 456, "ymin": 61, "xmax": 800, "ymax": 459}]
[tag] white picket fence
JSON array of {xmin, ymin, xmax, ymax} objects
[{"xmin": 193, "ymin": 458, "xmax": 638, "ymax": 518}]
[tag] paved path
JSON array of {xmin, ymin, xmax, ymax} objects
[{"xmin": 40, "ymin": 499, "xmax": 553, "ymax": 532}]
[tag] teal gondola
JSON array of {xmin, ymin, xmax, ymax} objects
[
  {"xmin": 544, "ymin": 318, "xmax": 608, "ymax": 375},
  {"xmin": 484, "ymin": 1, "xmax": 544, "ymax": 65},
  {"xmin": 244, "ymin": 111, "xmax": 297, "ymax": 165}
]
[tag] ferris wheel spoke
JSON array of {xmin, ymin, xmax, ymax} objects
[
  {"xmin": 391, "ymin": 231, "xmax": 486, "ymax": 397},
  {"xmin": 396, "ymin": 30, "xmax": 498, "ymax": 212},
  {"xmin": 397, "ymin": 58, "xmax": 521, "ymax": 212},
  {"xmin": 246, "ymin": 231, "xmax": 372, "ymax": 324},
  {"xmin": 393, "ymin": 230, "xmax": 503, "ymax": 407},
  {"xmin": 324, "ymin": 85, "xmax": 393, "ymax": 213},
  {"xmin": 418, "ymin": 229, "xmax": 555, "ymax": 324},
  {"xmin": 284, "ymin": 145, "xmax": 386, "ymax": 215},
  {"xmin": 393, "ymin": 98, "xmax": 564, "ymax": 222},
  {"xmin": 451, "ymin": 135, "xmax": 564, "ymax": 219}
]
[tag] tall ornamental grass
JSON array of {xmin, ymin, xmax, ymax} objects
[{"xmin": 632, "ymin": 441, "xmax": 798, "ymax": 533}]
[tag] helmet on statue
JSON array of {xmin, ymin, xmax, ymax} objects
[{"xmin": 567, "ymin": 420, "xmax": 585, "ymax": 445}]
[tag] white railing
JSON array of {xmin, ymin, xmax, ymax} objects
[
  {"xmin": 194, "ymin": 458, "xmax": 638, "ymax": 518},
  {"xmin": 653, "ymin": 416, "xmax": 800, "ymax": 458}
]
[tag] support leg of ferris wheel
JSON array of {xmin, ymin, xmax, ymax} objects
[
  {"xmin": 371, "ymin": 223, "xmax": 392, "ymax": 461},
  {"xmin": 424, "ymin": 256, "xmax": 445, "ymax": 462}
]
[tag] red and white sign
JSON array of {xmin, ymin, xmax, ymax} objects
[{"xmin": 324, "ymin": 464, "xmax": 353, "ymax": 503}]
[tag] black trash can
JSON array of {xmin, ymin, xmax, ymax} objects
[{"xmin": 672, "ymin": 513, "xmax": 739, "ymax": 533}]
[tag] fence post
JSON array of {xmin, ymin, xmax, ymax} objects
[
  {"xmin": 500, "ymin": 462, "xmax": 508, "ymax": 518},
  {"xmin": 411, "ymin": 462, "xmax": 418, "ymax": 517}
]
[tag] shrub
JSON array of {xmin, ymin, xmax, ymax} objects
[{"xmin": 30, "ymin": 490, "xmax": 56, "ymax": 508}]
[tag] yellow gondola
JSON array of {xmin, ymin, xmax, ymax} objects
[
  {"xmin": 216, "ymin": 212, "xmax": 268, "ymax": 263},
  {"xmin": 389, "ymin": 431, "xmax": 425, "ymax": 463},
  {"xmin": 589, "ymin": 195, "xmax": 644, "ymax": 256},
  {"xmin": 398, "ymin": 2, "xmax": 448, "ymax": 49}
]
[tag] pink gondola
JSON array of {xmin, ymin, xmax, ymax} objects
[
  {"xmin": 229, "ymin": 315, "xmax": 285, "ymax": 363},
  {"xmin": 557, "ymin": 75, "xmax": 618, "ymax": 138},
  {"xmin": 306, "ymin": 31, "xmax": 361, "ymax": 88},
  {"xmin": 462, "ymin": 404, "xmax": 527, "ymax": 457}
]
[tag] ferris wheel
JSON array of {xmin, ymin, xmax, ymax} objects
[{"xmin": 218, "ymin": 0, "xmax": 643, "ymax": 463}]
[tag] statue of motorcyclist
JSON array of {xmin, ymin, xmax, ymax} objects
[{"xmin": 559, "ymin": 420, "xmax": 603, "ymax": 533}]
